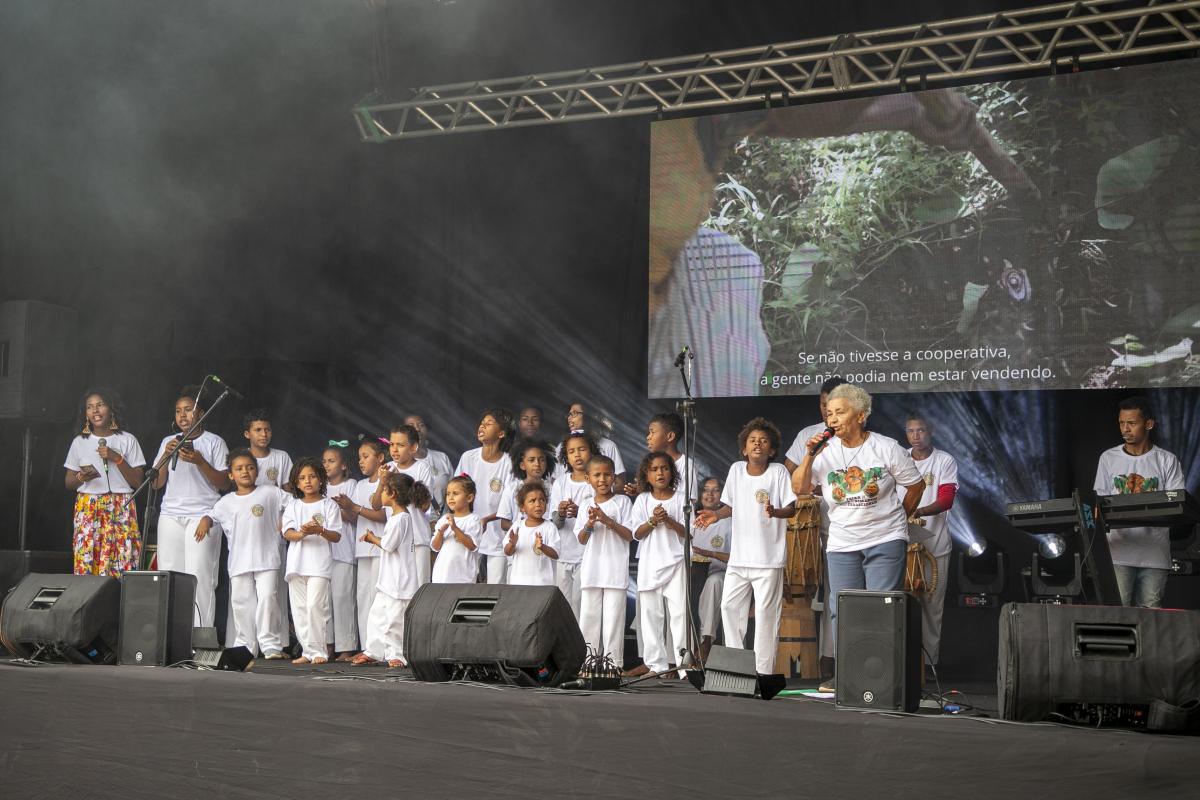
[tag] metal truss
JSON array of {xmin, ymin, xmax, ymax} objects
[{"xmin": 354, "ymin": 0, "xmax": 1200, "ymax": 141}]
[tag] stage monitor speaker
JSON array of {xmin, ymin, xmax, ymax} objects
[
  {"xmin": 999, "ymin": 602, "xmax": 1200, "ymax": 729},
  {"xmin": 835, "ymin": 590, "xmax": 922, "ymax": 713},
  {"xmin": 119, "ymin": 571, "xmax": 196, "ymax": 666},
  {"xmin": 405, "ymin": 583, "xmax": 585, "ymax": 686},
  {"xmin": 192, "ymin": 626, "xmax": 254, "ymax": 671},
  {"xmin": 0, "ymin": 573, "xmax": 120, "ymax": 663},
  {"xmin": 0, "ymin": 550, "xmax": 73, "ymax": 607},
  {"xmin": 0, "ymin": 300, "xmax": 79, "ymax": 421}
]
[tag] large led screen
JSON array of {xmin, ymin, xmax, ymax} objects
[{"xmin": 648, "ymin": 60, "xmax": 1200, "ymax": 398}]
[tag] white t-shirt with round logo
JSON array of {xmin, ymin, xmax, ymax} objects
[
  {"xmin": 154, "ymin": 431, "xmax": 230, "ymax": 518},
  {"xmin": 720, "ymin": 461, "xmax": 796, "ymax": 569},
  {"xmin": 902, "ymin": 448, "xmax": 959, "ymax": 558},
  {"xmin": 694, "ymin": 517, "xmax": 731, "ymax": 574},
  {"xmin": 209, "ymin": 485, "xmax": 289, "ymax": 576},
  {"xmin": 282, "ymin": 497, "xmax": 342, "ymax": 580},
  {"xmin": 1094, "ymin": 445, "xmax": 1185, "ymax": 569},
  {"xmin": 812, "ymin": 432, "xmax": 921, "ymax": 553},
  {"xmin": 254, "ymin": 449, "xmax": 293, "ymax": 489},
  {"xmin": 455, "ymin": 448, "xmax": 512, "ymax": 558},
  {"xmin": 64, "ymin": 431, "xmax": 147, "ymax": 495}
]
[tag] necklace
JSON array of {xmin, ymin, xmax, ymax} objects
[{"xmin": 837, "ymin": 433, "xmax": 868, "ymax": 473}]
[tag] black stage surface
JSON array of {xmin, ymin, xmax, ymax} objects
[{"xmin": 0, "ymin": 660, "xmax": 1194, "ymax": 799}]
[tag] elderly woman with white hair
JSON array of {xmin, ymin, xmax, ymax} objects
[{"xmin": 791, "ymin": 383, "xmax": 925, "ymax": 692}]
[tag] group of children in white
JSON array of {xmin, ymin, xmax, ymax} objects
[{"xmin": 139, "ymin": 387, "xmax": 774, "ymax": 672}]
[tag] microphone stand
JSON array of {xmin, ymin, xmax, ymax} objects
[
  {"xmin": 131, "ymin": 387, "xmax": 233, "ymax": 569},
  {"xmin": 675, "ymin": 349, "xmax": 704, "ymax": 688}
]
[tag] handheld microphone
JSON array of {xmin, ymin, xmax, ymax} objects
[
  {"xmin": 673, "ymin": 346, "xmax": 691, "ymax": 369},
  {"xmin": 170, "ymin": 433, "xmax": 184, "ymax": 471},
  {"xmin": 98, "ymin": 438, "xmax": 109, "ymax": 475},
  {"xmin": 209, "ymin": 374, "xmax": 245, "ymax": 400},
  {"xmin": 808, "ymin": 426, "xmax": 836, "ymax": 457}
]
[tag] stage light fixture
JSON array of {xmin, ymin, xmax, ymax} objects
[
  {"xmin": 1039, "ymin": 533, "xmax": 1066, "ymax": 560},
  {"xmin": 967, "ymin": 540, "xmax": 987, "ymax": 557}
]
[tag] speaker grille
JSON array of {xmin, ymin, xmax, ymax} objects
[{"xmin": 836, "ymin": 591, "xmax": 921, "ymax": 712}]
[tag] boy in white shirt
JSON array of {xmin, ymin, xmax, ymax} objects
[
  {"xmin": 696, "ymin": 418, "xmax": 796, "ymax": 675},
  {"xmin": 576, "ymin": 455, "xmax": 633, "ymax": 667},
  {"xmin": 901, "ymin": 414, "xmax": 959, "ymax": 670},
  {"xmin": 196, "ymin": 449, "xmax": 287, "ymax": 659},
  {"xmin": 243, "ymin": 408, "xmax": 293, "ymax": 653},
  {"xmin": 405, "ymin": 413, "xmax": 454, "ymax": 509},
  {"xmin": 1094, "ymin": 396, "xmax": 1186, "ymax": 608}
]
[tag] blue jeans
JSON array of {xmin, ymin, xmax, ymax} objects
[
  {"xmin": 1113, "ymin": 565, "xmax": 1168, "ymax": 608},
  {"xmin": 827, "ymin": 538, "xmax": 908, "ymax": 650}
]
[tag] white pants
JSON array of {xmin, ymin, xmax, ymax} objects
[
  {"xmin": 157, "ymin": 515, "xmax": 221, "ymax": 627},
  {"xmin": 556, "ymin": 561, "xmax": 582, "ymax": 620},
  {"xmin": 415, "ymin": 544, "xmax": 432, "ymax": 587},
  {"xmin": 485, "ymin": 553, "xmax": 507, "ymax": 584},
  {"xmin": 324, "ymin": 560, "xmax": 357, "ymax": 652},
  {"xmin": 921, "ymin": 553, "xmax": 950, "ymax": 666},
  {"xmin": 698, "ymin": 570, "xmax": 725, "ymax": 639},
  {"xmin": 229, "ymin": 570, "xmax": 282, "ymax": 656},
  {"xmin": 721, "ymin": 566, "xmax": 784, "ymax": 674},
  {"xmin": 271, "ymin": 541, "xmax": 291, "ymax": 651},
  {"xmin": 356, "ymin": 556, "xmax": 380, "ymax": 647},
  {"xmin": 639, "ymin": 561, "xmax": 688, "ymax": 671},
  {"xmin": 288, "ymin": 575, "xmax": 330, "ymax": 661},
  {"xmin": 580, "ymin": 587, "xmax": 624, "ymax": 664},
  {"xmin": 364, "ymin": 592, "xmax": 409, "ymax": 662}
]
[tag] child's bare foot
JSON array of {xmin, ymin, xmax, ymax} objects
[
  {"xmin": 291, "ymin": 656, "xmax": 311, "ymax": 665},
  {"xmin": 311, "ymin": 656, "xmax": 329, "ymax": 665},
  {"xmin": 386, "ymin": 659, "xmax": 407, "ymax": 669},
  {"xmin": 351, "ymin": 653, "xmax": 379, "ymax": 666},
  {"xmin": 334, "ymin": 652, "xmax": 355, "ymax": 663}
]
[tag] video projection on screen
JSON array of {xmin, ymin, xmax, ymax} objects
[{"xmin": 647, "ymin": 60, "xmax": 1200, "ymax": 399}]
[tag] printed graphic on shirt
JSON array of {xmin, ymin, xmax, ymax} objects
[
  {"xmin": 251, "ymin": 504, "xmax": 264, "ymax": 517},
  {"xmin": 1113, "ymin": 473, "xmax": 1158, "ymax": 494},
  {"xmin": 826, "ymin": 465, "xmax": 884, "ymax": 505},
  {"xmin": 268, "ymin": 467, "xmax": 280, "ymax": 484}
]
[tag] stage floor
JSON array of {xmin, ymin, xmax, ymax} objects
[{"xmin": 0, "ymin": 658, "xmax": 1194, "ymax": 799}]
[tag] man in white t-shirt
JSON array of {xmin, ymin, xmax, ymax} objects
[
  {"xmin": 1093, "ymin": 396, "xmax": 1186, "ymax": 608},
  {"xmin": 901, "ymin": 413, "xmax": 959, "ymax": 670}
]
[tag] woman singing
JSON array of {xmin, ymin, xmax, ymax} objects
[
  {"xmin": 63, "ymin": 389, "xmax": 147, "ymax": 576},
  {"xmin": 791, "ymin": 383, "xmax": 924, "ymax": 691}
]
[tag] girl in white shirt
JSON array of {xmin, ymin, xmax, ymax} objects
[
  {"xmin": 431, "ymin": 476, "xmax": 482, "ymax": 583},
  {"xmin": 454, "ymin": 408, "xmax": 516, "ymax": 584},
  {"xmin": 150, "ymin": 385, "xmax": 231, "ymax": 627},
  {"xmin": 504, "ymin": 480, "xmax": 559, "ymax": 586},
  {"xmin": 330, "ymin": 439, "xmax": 389, "ymax": 653},
  {"xmin": 64, "ymin": 389, "xmax": 146, "ymax": 577},
  {"xmin": 691, "ymin": 477, "xmax": 731, "ymax": 664},
  {"xmin": 282, "ymin": 457, "xmax": 343, "ymax": 665},
  {"xmin": 551, "ymin": 432, "xmax": 598, "ymax": 618},
  {"xmin": 355, "ymin": 472, "xmax": 418, "ymax": 668},
  {"xmin": 630, "ymin": 452, "xmax": 689, "ymax": 675},
  {"xmin": 322, "ymin": 445, "xmax": 360, "ymax": 662},
  {"xmin": 498, "ymin": 439, "xmax": 557, "ymax": 531}
]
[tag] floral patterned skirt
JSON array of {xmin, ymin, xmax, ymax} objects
[{"xmin": 73, "ymin": 492, "xmax": 141, "ymax": 577}]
